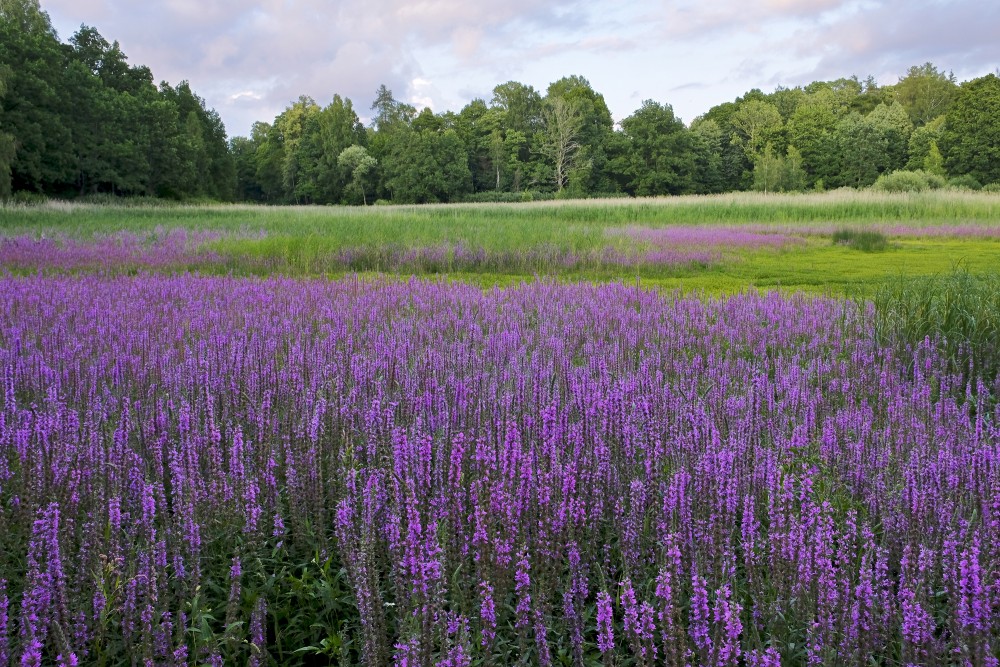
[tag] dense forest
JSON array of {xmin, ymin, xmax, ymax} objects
[{"xmin": 2, "ymin": 0, "xmax": 999, "ymax": 204}]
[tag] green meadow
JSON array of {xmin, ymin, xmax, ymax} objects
[{"xmin": 2, "ymin": 190, "xmax": 1000, "ymax": 294}]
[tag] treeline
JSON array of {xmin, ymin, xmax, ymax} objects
[
  {"xmin": 0, "ymin": 0, "xmax": 233, "ymax": 200},
  {"xmin": 240, "ymin": 68, "xmax": 1000, "ymax": 204},
  {"xmin": 3, "ymin": 0, "xmax": 1000, "ymax": 204}
]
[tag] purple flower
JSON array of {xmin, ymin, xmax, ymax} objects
[{"xmin": 596, "ymin": 591, "xmax": 614, "ymax": 653}]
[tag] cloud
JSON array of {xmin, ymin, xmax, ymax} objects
[
  {"xmin": 229, "ymin": 91, "xmax": 263, "ymax": 103},
  {"xmin": 790, "ymin": 0, "xmax": 1000, "ymax": 82},
  {"xmin": 42, "ymin": 0, "xmax": 598, "ymax": 135},
  {"xmin": 655, "ymin": 0, "xmax": 853, "ymax": 38},
  {"xmin": 37, "ymin": 0, "xmax": 1000, "ymax": 137}
]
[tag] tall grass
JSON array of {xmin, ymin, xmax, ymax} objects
[
  {"xmin": 831, "ymin": 229, "xmax": 890, "ymax": 252},
  {"xmin": 872, "ymin": 269, "xmax": 1000, "ymax": 389},
  {"xmin": 4, "ymin": 191, "xmax": 1000, "ymax": 241}
]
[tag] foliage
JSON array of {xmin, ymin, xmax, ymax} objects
[
  {"xmin": 616, "ymin": 99, "xmax": 697, "ymax": 196},
  {"xmin": 941, "ymin": 74, "xmax": 1000, "ymax": 185},
  {"xmin": 947, "ymin": 174, "xmax": 982, "ymax": 190},
  {"xmin": 905, "ymin": 116, "xmax": 945, "ymax": 171},
  {"xmin": 382, "ymin": 126, "xmax": 472, "ymax": 204},
  {"xmin": 0, "ymin": 2, "xmax": 233, "ymax": 200},
  {"xmin": 872, "ymin": 169, "xmax": 941, "ymax": 193},
  {"xmin": 729, "ymin": 99, "xmax": 784, "ymax": 163},
  {"xmin": 752, "ymin": 144, "xmax": 807, "ymax": 193},
  {"xmin": 337, "ymin": 144, "xmax": 376, "ymax": 205},
  {"xmin": 893, "ymin": 62, "xmax": 959, "ymax": 126}
]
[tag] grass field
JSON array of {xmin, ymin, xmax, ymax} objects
[{"xmin": 3, "ymin": 190, "xmax": 1000, "ymax": 293}]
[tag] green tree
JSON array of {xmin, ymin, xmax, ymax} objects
[
  {"xmin": 768, "ymin": 86, "xmax": 807, "ymax": 121},
  {"xmin": 752, "ymin": 143, "xmax": 784, "ymax": 193},
  {"xmin": 941, "ymin": 74, "xmax": 1000, "ymax": 185},
  {"xmin": 252, "ymin": 121, "xmax": 284, "ymax": 201},
  {"xmin": 544, "ymin": 75, "xmax": 615, "ymax": 194},
  {"xmin": 905, "ymin": 115, "xmax": 945, "ymax": 171},
  {"xmin": 0, "ymin": 63, "xmax": 15, "ymax": 196},
  {"xmin": 616, "ymin": 99, "xmax": 695, "ymax": 196},
  {"xmin": 491, "ymin": 81, "xmax": 543, "ymax": 137},
  {"xmin": 383, "ymin": 126, "xmax": 471, "ymax": 203},
  {"xmin": 231, "ymin": 134, "xmax": 264, "ymax": 201},
  {"xmin": 337, "ymin": 144, "xmax": 376, "ymax": 204},
  {"xmin": 688, "ymin": 117, "xmax": 725, "ymax": 194},
  {"xmin": 787, "ymin": 101, "xmax": 838, "ymax": 187},
  {"xmin": 64, "ymin": 29, "xmax": 156, "ymax": 196},
  {"xmin": 490, "ymin": 81, "xmax": 544, "ymax": 190},
  {"xmin": 730, "ymin": 99, "xmax": 784, "ymax": 164},
  {"xmin": 835, "ymin": 112, "xmax": 889, "ymax": 187},
  {"xmin": 294, "ymin": 94, "xmax": 365, "ymax": 203},
  {"xmin": 452, "ymin": 98, "xmax": 495, "ymax": 192},
  {"xmin": 783, "ymin": 145, "xmax": 807, "ymax": 191},
  {"xmin": 0, "ymin": 0, "xmax": 75, "ymax": 192},
  {"xmin": 370, "ymin": 84, "xmax": 416, "ymax": 132},
  {"xmin": 159, "ymin": 81, "xmax": 235, "ymax": 199},
  {"xmin": 699, "ymin": 101, "xmax": 749, "ymax": 191},
  {"xmin": 893, "ymin": 63, "xmax": 958, "ymax": 126},
  {"xmin": 538, "ymin": 96, "xmax": 584, "ymax": 193},
  {"xmin": 923, "ymin": 140, "xmax": 945, "ymax": 176},
  {"xmin": 866, "ymin": 101, "xmax": 913, "ymax": 173}
]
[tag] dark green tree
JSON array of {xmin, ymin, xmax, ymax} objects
[
  {"xmin": 941, "ymin": 74, "xmax": 1000, "ymax": 185},
  {"xmin": 0, "ymin": 63, "xmax": 15, "ymax": 196},
  {"xmin": 866, "ymin": 101, "xmax": 913, "ymax": 173},
  {"xmin": 787, "ymin": 101, "xmax": 838, "ymax": 187},
  {"xmin": 0, "ymin": 0, "xmax": 75, "ymax": 192},
  {"xmin": 688, "ymin": 117, "xmax": 726, "ymax": 194},
  {"xmin": 382, "ymin": 124, "xmax": 471, "ymax": 203},
  {"xmin": 616, "ymin": 99, "xmax": 696, "ymax": 196},
  {"xmin": 835, "ymin": 112, "xmax": 889, "ymax": 187}
]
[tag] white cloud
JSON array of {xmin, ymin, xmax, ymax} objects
[{"xmin": 229, "ymin": 91, "xmax": 263, "ymax": 102}]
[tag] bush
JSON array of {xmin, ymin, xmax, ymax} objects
[
  {"xmin": 872, "ymin": 170, "xmax": 932, "ymax": 193},
  {"xmin": 459, "ymin": 191, "xmax": 541, "ymax": 204},
  {"xmin": 832, "ymin": 228, "xmax": 890, "ymax": 252},
  {"xmin": 982, "ymin": 182, "xmax": 1000, "ymax": 193},
  {"xmin": 924, "ymin": 172, "xmax": 947, "ymax": 189},
  {"xmin": 947, "ymin": 174, "xmax": 983, "ymax": 190},
  {"xmin": 10, "ymin": 190, "xmax": 48, "ymax": 205}
]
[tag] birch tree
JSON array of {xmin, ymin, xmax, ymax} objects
[{"xmin": 539, "ymin": 96, "xmax": 584, "ymax": 192}]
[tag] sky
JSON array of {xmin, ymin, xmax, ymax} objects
[{"xmin": 42, "ymin": 0, "xmax": 1000, "ymax": 138}]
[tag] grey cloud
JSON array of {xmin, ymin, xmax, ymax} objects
[{"xmin": 794, "ymin": 0, "xmax": 1000, "ymax": 82}]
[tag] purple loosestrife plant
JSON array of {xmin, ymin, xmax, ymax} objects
[{"xmin": 0, "ymin": 275, "xmax": 997, "ymax": 663}]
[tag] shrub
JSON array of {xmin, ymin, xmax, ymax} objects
[
  {"xmin": 872, "ymin": 170, "xmax": 931, "ymax": 193},
  {"xmin": 982, "ymin": 182, "xmax": 1000, "ymax": 193},
  {"xmin": 10, "ymin": 190, "xmax": 48, "ymax": 205},
  {"xmin": 923, "ymin": 172, "xmax": 947, "ymax": 189},
  {"xmin": 947, "ymin": 174, "xmax": 983, "ymax": 190}
]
